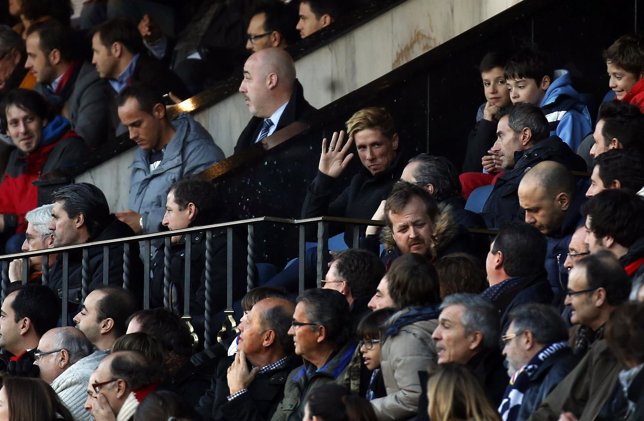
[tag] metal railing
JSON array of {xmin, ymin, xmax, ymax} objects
[{"xmin": 0, "ymin": 216, "xmax": 383, "ymax": 349}]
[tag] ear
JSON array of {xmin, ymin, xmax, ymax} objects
[
  {"xmin": 609, "ymin": 179, "xmax": 621, "ymax": 189},
  {"xmin": 115, "ymin": 379, "xmax": 127, "ymax": 398},
  {"xmin": 152, "ymin": 102, "xmax": 166, "ymax": 120},
  {"xmin": 594, "ymin": 287, "xmax": 607, "ymax": 307},
  {"xmin": 540, "ymin": 75, "xmax": 551, "ymax": 90},
  {"xmin": 99, "ymin": 317, "xmax": 115, "ymax": 335},
  {"xmin": 315, "ymin": 325, "xmax": 327, "ymax": 344},
  {"xmin": 555, "ymin": 192, "xmax": 571, "ymax": 211},
  {"xmin": 44, "ymin": 234, "xmax": 54, "ymax": 249},
  {"xmin": 270, "ymin": 32, "xmax": 282, "ymax": 48},
  {"xmin": 493, "ymin": 250, "xmax": 504, "ymax": 271},
  {"xmin": 609, "ymin": 138, "xmax": 623, "ymax": 150},
  {"xmin": 425, "ymin": 184, "xmax": 435, "ymax": 196},
  {"xmin": 73, "ymin": 212, "xmax": 85, "ymax": 230},
  {"xmin": 59, "ymin": 349, "xmax": 70, "ymax": 368},
  {"xmin": 523, "ymin": 330, "xmax": 535, "ymax": 350},
  {"xmin": 467, "ymin": 331, "xmax": 483, "ymax": 351},
  {"xmin": 320, "ymin": 14, "xmax": 333, "ymax": 28},
  {"xmin": 18, "ymin": 317, "xmax": 31, "ymax": 336},
  {"xmin": 391, "ymin": 133, "xmax": 399, "ymax": 151},
  {"xmin": 10, "ymin": 49, "xmax": 21, "ymax": 66},
  {"xmin": 186, "ymin": 202, "xmax": 197, "ymax": 222},
  {"xmin": 48, "ymin": 48, "xmax": 61, "ymax": 66},
  {"xmin": 262, "ymin": 329, "xmax": 276, "ymax": 348},
  {"xmin": 111, "ymin": 42, "xmax": 122, "ymax": 58},
  {"xmin": 600, "ymin": 234, "xmax": 615, "ymax": 249},
  {"xmin": 266, "ymin": 72, "xmax": 278, "ymax": 90},
  {"xmin": 520, "ymin": 127, "xmax": 533, "ymax": 147}
]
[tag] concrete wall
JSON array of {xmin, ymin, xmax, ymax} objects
[{"xmin": 77, "ymin": 0, "xmax": 520, "ymax": 211}]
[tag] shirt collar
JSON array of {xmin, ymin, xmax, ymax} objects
[{"xmin": 109, "ymin": 53, "xmax": 140, "ymax": 93}]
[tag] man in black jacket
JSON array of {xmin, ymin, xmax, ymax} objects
[
  {"xmin": 47, "ymin": 183, "xmax": 142, "ymax": 304},
  {"xmin": 197, "ymin": 297, "xmax": 298, "ymax": 421},
  {"xmin": 481, "ymin": 103, "xmax": 586, "ymax": 229}
]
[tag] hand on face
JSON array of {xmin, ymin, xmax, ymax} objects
[{"xmin": 227, "ymin": 349, "xmax": 259, "ymax": 394}]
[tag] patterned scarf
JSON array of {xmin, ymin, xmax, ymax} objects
[{"xmin": 498, "ymin": 341, "xmax": 569, "ymax": 421}]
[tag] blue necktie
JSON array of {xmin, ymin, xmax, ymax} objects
[{"xmin": 256, "ymin": 118, "xmax": 274, "ymax": 143}]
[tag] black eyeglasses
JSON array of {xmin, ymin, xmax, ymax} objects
[
  {"xmin": 34, "ymin": 349, "xmax": 63, "ymax": 361},
  {"xmin": 291, "ymin": 320, "xmax": 319, "ymax": 329},
  {"xmin": 565, "ymin": 287, "xmax": 598, "ymax": 297},
  {"xmin": 359, "ymin": 339, "xmax": 381, "ymax": 350},
  {"xmin": 247, "ymin": 32, "xmax": 272, "ymax": 43},
  {"xmin": 567, "ymin": 251, "xmax": 590, "ymax": 259},
  {"xmin": 92, "ymin": 378, "xmax": 119, "ymax": 394}
]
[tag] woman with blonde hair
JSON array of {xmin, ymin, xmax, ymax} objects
[{"xmin": 427, "ymin": 363, "xmax": 501, "ymax": 421}]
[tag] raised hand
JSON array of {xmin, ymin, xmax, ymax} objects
[
  {"xmin": 318, "ymin": 131, "xmax": 354, "ymax": 178},
  {"xmin": 227, "ymin": 349, "xmax": 259, "ymax": 395}
]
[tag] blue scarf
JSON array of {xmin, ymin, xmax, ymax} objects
[{"xmin": 383, "ymin": 305, "xmax": 440, "ymax": 339}]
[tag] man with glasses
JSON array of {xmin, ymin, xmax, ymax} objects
[
  {"xmin": 564, "ymin": 250, "xmax": 630, "ymax": 358},
  {"xmin": 499, "ymin": 304, "xmax": 576, "ymax": 421},
  {"xmin": 245, "ymin": 2, "xmax": 299, "ymax": 53},
  {"xmin": 34, "ymin": 326, "xmax": 100, "ymax": 421},
  {"xmin": 273, "ymin": 288, "xmax": 359, "ymax": 421},
  {"xmin": 84, "ymin": 350, "xmax": 159, "ymax": 421},
  {"xmin": 196, "ymin": 297, "xmax": 298, "ymax": 421},
  {"xmin": 562, "ymin": 226, "xmax": 589, "ymax": 271}
]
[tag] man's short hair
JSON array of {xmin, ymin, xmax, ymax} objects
[
  {"xmin": 0, "ymin": 25, "xmax": 25, "ymax": 57},
  {"xmin": 169, "ymin": 178, "xmax": 223, "ymax": 226},
  {"xmin": 504, "ymin": 48, "xmax": 554, "ymax": 84},
  {"xmin": 597, "ymin": 101, "xmax": 644, "ymax": 153},
  {"xmin": 581, "ymin": 189, "xmax": 644, "ymax": 249},
  {"xmin": 332, "ymin": 249, "xmax": 383, "ymax": 301},
  {"xmin": 24, "ymin": 19, "xmax": 75, "ymax": 62},
  {"xmin": 11, "ymin": 284, "xmax": 60, "ymax": 337},
  {"xmin": 384, "ymin": 182, "xmax": 439, "ymax": 226},
  {"xmin": 116, "ymin": 84, "xmax": 164, "ymax": 115},
  {"xmin": 594, "ymin": 149, "xmax": 644, "ymax": 194},
  {"xmin": 603, "ymin": 34, "xmax": 644, "ymax": 76},
  {"xmin": 240, "ymin": 286, "xmax": 289, "ymax": 312},
  {"xmin": 479, "ymin": 51, "xmax": 509, "ymax": 73},
  {"xmin": 1, "ymin": 89, "xmax": 52, "ymax": 128},
  {"xmin": 52, "ymin": 327, "xmax": 93, "ymax": 364},
  {"xmin": 575, "ymin": 251, "xmax": 631, "ymax": 306},
  {"xmin": 387, "ymin": 253, "xmax": 441, "ymax": 308},
  {"xmin": 51, "ymin": 183, "xmax": 110, "ymax": 239},
  {"xmin": 440, "ymin": 293, "xmax": 499, "ymax": 350},
  {"xmin": 507, "ymin": 303, "xmax": 568, "ymax": 344},
  {"xmin": 93, "ymin": 17, "xmax": 144, "ymax": 55},
  {"xmin": 109, "ymin": 351, "xmax": 160, "ymax": 390},
  {"xmin": 506, "ymin": 103, "xmax": 551, "ymax": 142},
  {"xmin": 301, "ymin": 0, "xmax": 341, "ymax": 20},
  {"xmin": 95, "ymin": 287, "xmax": 138, "ymax": 339},
  {"xmin": 345, "ymin": 107, "xmax": 396, "ymax": 141},
  {"xmin": 408, "ymin": 154, "xmax": 462, "ymax": 201},
  {"xmin": 605, "ymin": 302, "xmax": 644, "ymax": 366},
  {"xmin": 492, "ymin": 222, "xmax": 547, "ymax": 278},
  {"xmin": 127, "ymin": 308, "xmax": 195, "ymax": 360},
  {"xmin": 25, "ymin": 204, "xmax": 54, "ymax": 237},
  {"xmin": 296, "ymin": 288, "xmax": 350, "ymax": 348},
  {"xmin": 257, "ymin": 298, "xmax": 295, "ymax": 354},
  {"xmin": 249, "ymin": 1, "xmax": 299, "ymax": 45}
]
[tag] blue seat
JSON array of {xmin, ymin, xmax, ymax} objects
[{"xmin": 465, "ymin": 184, "xmax": 493, "ymax": 214}]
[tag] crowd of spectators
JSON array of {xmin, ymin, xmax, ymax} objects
[{"xmin": 0, "ymin": 1, "xmax": 642, "ymax": 421}]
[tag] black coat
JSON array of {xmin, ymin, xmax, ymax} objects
[
  {"xmin": 48, "ymin": 215, "xmax": 143, "ymax": 304},
  {"xmin": 482, "ymin": 136, "xmax": 587, "ymax": 229},
  {"xmin": 150, "ymin": 228, "xmax": 248, "ymax": 331},
  {"xmin": 516, "ymin": 347, "xmax": 577, "ymax": 421},
  {"xmin": 197, "ymin": 355, "xmax": 300, "ymax": 421}
]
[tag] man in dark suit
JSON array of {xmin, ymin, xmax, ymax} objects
[{"xmin": 235, "ymin": 47, "xmax": 315, "ymax": 154}]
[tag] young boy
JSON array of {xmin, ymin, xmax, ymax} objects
[
  {"xmin": 462, "ymin": 52, "xmax": 512, "ymax": 173},
  {"xmin": 604, "ymin": 33, "xmax": 644, "ymax": 111},
  {"xmin": 356, "ymin": 308, "xmax": 395, "ymax": 400},
  {"xmin": 504, "ymin": 48, "xmax": 592, "ymax": 152}
]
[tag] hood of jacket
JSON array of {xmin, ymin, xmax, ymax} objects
[{"xmin": 541, "ymin": 69, "xmax": 586, "ymax": 108}]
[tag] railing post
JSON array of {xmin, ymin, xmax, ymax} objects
[
  {"xmin": 142, "ymin": 239, "xmax": 151, "ymax": 309},
  {"xmin": 41, "ymin": 254, "xmax": 49, "ymax": 286},
  {"xmin": 316, "ymin": 221, "xmax": 329, "ymax": 286},
  {"xmin": 298, "ymin": 224, "xmax": 306, "ymax": 294},
  {"xmin": 81, "ymin": 248, "xmax": 89, "ymax": 302},
  {"xmin": 122, "ymin": 242, "xmax": 130, "ymax": 291},
  {"xmin": 183, "ymin": 233, "xmax": 192, "ymax": 316},
  {"xmin": 1, "ymin": 261, "xmax": 8, "ymax": 302},
  {"xmin": 62, "ymin": 252, "xmax": 69, "ymax": 325},
  {"xmin": 163, "ymin": 237, "xmax": 172, "ymax": 311},
  {"xmin": 352, "ymin": 225, "xmax": 360, "ymax": 249},
  {"xmin": 102, "ymin": 246, "xmax": 109, "ymax": 286},
  {"xmin": 204, "ymin": 230, "xmax": 213, "ymax": 349},
  {"xmin": 20, "ymin": 257, "xmax": 28, "ymax": 284},
  {"xmin": 246, "ymin": 225, "xmax": 256, "ymax": 291}
]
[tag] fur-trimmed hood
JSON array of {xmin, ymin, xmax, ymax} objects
[{"xmin": 381, "ymin": 202, "xmax": 461, "ymax": 261}]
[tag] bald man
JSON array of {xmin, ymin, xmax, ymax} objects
[
  {"xmin": 234, "ymin": 48, "xmax": 316, "ymax": 154},
  {"xmin": 518, "ymin": 161, "xmax": 587, "ymax": 300}
]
